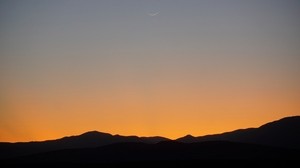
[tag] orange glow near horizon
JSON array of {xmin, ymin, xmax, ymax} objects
[{"xmin": 1, "ymin": 71, "xmax": 299, "ymax": 142}]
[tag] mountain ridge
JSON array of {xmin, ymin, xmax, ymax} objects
[
  {"xmin": 1, "ymin": 116, "xmax": 299, "ymax": 160},
  {"xmin": 177, "ymin": 116, "xmax": 300, "ymax": 149},
  {"xmin": 0, "ymin": 130, "xmax": 170, "ymax": 159}
]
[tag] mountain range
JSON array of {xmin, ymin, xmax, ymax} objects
[
  {"xmin": 1, "ymin": 116, "xmax": 300, "ymax": 164},
  {"xmin": 0, "ymin": 131, "xmax": 169, "ymax": 159},
  {"xmin": 177, "ymin": 116, "xmax": 300, "ymax": 149}
]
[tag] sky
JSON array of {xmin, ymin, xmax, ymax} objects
[{"xmin": 1, "ymin": 0, "xmax": 300, "ymax": 142}]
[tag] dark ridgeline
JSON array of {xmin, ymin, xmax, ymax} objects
[
  {"xmin": 0, "ymin": 131, "xmax": 169, "ymax": 159},
  {"xmin": 1, "ymin": 116, "xmax": 300, "ymax": 166},
  {"xmin": 177, "ymin": 116, "xmax": 300, "ymax": 149}
]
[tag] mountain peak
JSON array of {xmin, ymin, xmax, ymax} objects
[
  {"xmin": 183, "ymin": 134, "xmax": 195, "ymax": 138},
  {"xmin": 81, "ymin": 131, "xmax": 110, "ymax": 136},
  {"xmin": 82, "ymin": 130, "xmax": 99, "ymax": 134},
  {"xmin": 78, "ymin": 131, "xmax": 113, "ymax": 139},
  {"xmin": 176, "ymin": 134, "xmax": 197, "ymax": 143}
]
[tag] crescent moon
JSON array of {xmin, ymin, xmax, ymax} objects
[{"xmin": 148, "ymin": 12, "xmax": 159, "ymax": 16}]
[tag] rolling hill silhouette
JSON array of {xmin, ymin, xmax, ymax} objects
[
  {"xmin": 1, "ymin": 116, "xmax": 300, "ymax": 165},
  {"xmin": 177, "ymin": 116, "xmax": 300, "ymax": 149},
  {"xmin": 0, "ymin": 131, "xmax": 169, "ymax": 159}
]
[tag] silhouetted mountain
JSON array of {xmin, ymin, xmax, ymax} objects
[
  {"xmin": 0, "ymin": 131, "xmax": 169, "ymax": 159},
  {"xmin": 1, "ymin": 116, "xmax": 300, "ymax": 165},
  {"xmin": 177, "ymin": 116, "xmax": 300, "ymax": 149}
]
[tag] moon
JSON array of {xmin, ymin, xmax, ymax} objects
[{"xmin": 148, "ymin": 12, "xmax": 159, "ymax": 16}]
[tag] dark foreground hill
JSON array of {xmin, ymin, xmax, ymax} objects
[
  {"xmin": 0, "ymin": 131, "xmax": 169, "ymax": 159},
  {"xmin": 177, "ymin": 116, "xmax": 300, "ymax": 149},
  {"xmin": 3, "ymin": 141, "xmax": 300, "ymax": 166}
]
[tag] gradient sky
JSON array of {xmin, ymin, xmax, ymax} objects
[{"xmin": 1, "ymin": 0, "xmax": 300, "ymax": 142}]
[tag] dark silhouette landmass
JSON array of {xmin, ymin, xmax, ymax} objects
[
  {"xmin": 5, "ymin": 141, "xmax": 300, "ymax": 165},
  {"xmin": 177, "ymin": 116, "xmax": 300, "ymax": 149},
  {"xmin": 0, "ymin": 131, "xmax": 169, "ymax": 159},
  {"xmin": 1, "ymin": 116, "xmax": 300, "ymax": 165}
]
